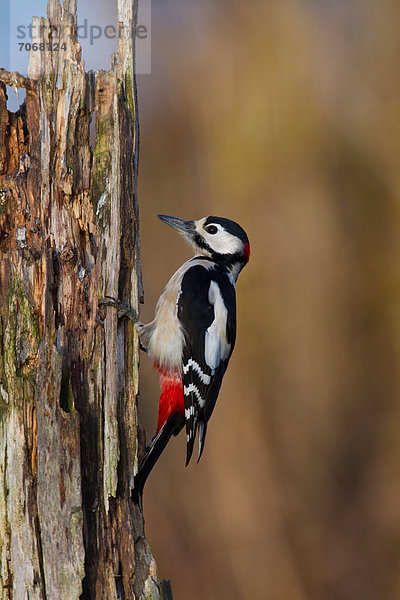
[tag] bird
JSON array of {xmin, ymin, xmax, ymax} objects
[{"xmin": 101, "ymin": 214, "xmax": 250, "ymax": 507}]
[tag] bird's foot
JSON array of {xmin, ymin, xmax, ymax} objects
[{"xmin": 99, "ymin": 295, "xmax": 139, "ymax": 324}]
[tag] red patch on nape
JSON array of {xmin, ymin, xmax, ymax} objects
[
  {"xmin": 244, "ymin": 242, "xmax": 250, "ymax": 263},
  {"xmin": 155, "ymin": 365, "xmax": 185, "ymax": 433}
]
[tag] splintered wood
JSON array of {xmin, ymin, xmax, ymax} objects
[{"xmin": 0, "ymin": 1, "xmax": 166, "ymax": 598}]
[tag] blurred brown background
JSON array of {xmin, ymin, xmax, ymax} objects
[{"xmin": 136, "ymin": 1, "xmax": 400, "ymax": 599}]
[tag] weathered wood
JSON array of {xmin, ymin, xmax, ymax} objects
[{"xmin": 0, "ymin": 1, "xmax": 168, "ymax": 598}]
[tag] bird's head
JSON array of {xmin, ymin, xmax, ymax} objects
[{"xmin": 158, "ymin": 214, "xmax": 250, "ymax": 278}]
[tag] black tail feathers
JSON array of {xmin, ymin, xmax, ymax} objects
[{"xmin": 131, "ymin": 412, "xmax": 184, "ymax": 509}]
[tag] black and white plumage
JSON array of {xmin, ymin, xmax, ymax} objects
[
  {"xmin": 101, "ymin": 214, "xmax": 250, "ymax": 506},
  {"xmin": 178, "ymin": 261, "xmax": 236, "ymax": 464}
]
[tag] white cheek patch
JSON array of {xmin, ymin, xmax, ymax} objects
[
  {"xmin": 204, "ymin": 280, "xmax": 231, "ymax": 372},
  {"xmin": 207, "ymin": 229, "xmax": 243, "ymax": 255},
  {"xmin": 194, "ymin": 220, "xmax": 243, "ymax": 256}
]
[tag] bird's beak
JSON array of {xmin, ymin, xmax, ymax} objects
[{"xmin": 158, "ymin": 214, "xmax": 195, "ymax": 235}]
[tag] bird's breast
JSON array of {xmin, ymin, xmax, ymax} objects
[{"xmin": 146, "ymin": 258, "xmax": 216, "ymax": 371}]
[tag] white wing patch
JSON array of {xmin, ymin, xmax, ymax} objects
[
  {"xmin": 204, "ymin": 322, "xmax": 220, "ymax": 373},
  {"xmin": 146, "ymin": 258, "xmax": 214, "ymax": 370},
  {"xmin": 183, "ymin": 358, "xmax": 211, "ymax": 384},
  {"xmin": 185, "ymin": 406, "xmax": 196, "ymax": 419},
  {"xmin": 205, "ymin": 280, "xmax": 231, "ymax": 372},
  {"xmin": 183, "ymin": 383, "xmax": 205, "ymax": 407}
]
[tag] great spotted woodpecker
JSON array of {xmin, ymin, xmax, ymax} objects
[{"xmin": 102, "ymin": 214, "xmax": 250, "ymax": 506}]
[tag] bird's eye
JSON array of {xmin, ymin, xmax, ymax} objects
[{"xmin": 205, "ymin": 225, "xmax": 218, "ymax": 234}]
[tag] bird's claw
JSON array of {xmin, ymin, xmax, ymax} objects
[
  {"xmin": 96, "ymin": 314, "xmax": 105, "ymax": 326},
  {"xmin": 99, "ymin": 295, "xmax": 139, "ymax": 323}
]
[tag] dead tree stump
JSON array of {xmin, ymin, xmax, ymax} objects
[{"xmin": 0, "ymin": 1, "xmax": 170, "ymax": 598}]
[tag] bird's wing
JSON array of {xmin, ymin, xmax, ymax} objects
[{"xmin": 177, "ymin": 265, "xmax": 236, "ymax": 465}]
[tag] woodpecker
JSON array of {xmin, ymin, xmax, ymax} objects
[{"xmin": 101, "ymin": 214, "xmax": 250, "ymax": 506}]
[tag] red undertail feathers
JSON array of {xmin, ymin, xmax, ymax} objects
[{"xmin": 156, "ymin": 366, "xmax": 185, "ymax": 433}]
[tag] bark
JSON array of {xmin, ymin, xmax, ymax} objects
[{"xmin": 0, "ymin": 1, "xmax": 170, "ymax": 598}]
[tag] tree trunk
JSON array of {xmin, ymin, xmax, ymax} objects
[{"xmin": 0, "ymin": 1, "xmax": 170, "ymax": 598}]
